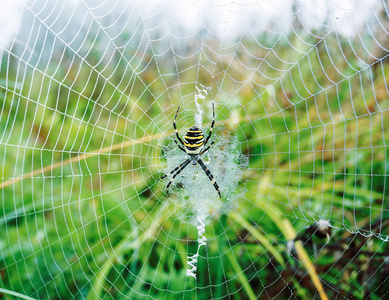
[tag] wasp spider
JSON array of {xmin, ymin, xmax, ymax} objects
[{"xmin": 159, "ymin": 103, "xmax": 221, "ymax": 199}]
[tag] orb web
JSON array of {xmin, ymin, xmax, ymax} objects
[{"xmin": 0, "ymin": 0, "xmax": 389, "ymax": 299}]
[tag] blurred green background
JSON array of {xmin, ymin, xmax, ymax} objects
[{"xmin": 1, "ymin": 1, "xmax": 389, "ymax": 299}]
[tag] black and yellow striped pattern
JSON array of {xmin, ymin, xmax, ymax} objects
[
  {"xmin": 159, "ymin": 103, "xmax": 222, "ymax": 199},
  {"xmin": 184, "ymin": 126, "xmax": 204, "ymax": 152},
  {"xmin": 198, "ymin": 158, "xmax": 221, "ymax": 199}
]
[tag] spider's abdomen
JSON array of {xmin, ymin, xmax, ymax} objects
[{"xmin": 184, "ymin": 126, "xmax": 204, "ymax": 154}]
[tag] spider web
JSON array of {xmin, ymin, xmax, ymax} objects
[{"xmin": 1, "ymin": 0, "xmax": 389, "ymax": 299}]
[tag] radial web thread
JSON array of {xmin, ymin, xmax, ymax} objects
[{"xmin": 0, "ymin": 0, "xmax": 388, "ymax": 299}]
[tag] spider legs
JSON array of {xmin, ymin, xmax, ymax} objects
[
  {"xmin": 200, "ymin": 139, "xmax": 215, "ymax": 155},
  {"xmin": 160, "ymin": 103, "xmax": 220, "ymax": 198},
  {"xmin": 197, "ymin": 157, "xmax": 222, "ymax": 199},
  {"xmin": 159, "ymin": 158, "xmax": 191, "ymax": 195},
  {"xmin": 173, "ymin": 138, "xmax": 186, "ymax": 153},
  {"xmin": 158, "ymin": 162, "xmax": 182, "ymax": 181},
  {"xmin": 173, "ymin": 106, "xmax": 185, "ymax": 147},
  {"xmin": 172, "ymin": 103, "xmax": 215, "ymax": 151}
]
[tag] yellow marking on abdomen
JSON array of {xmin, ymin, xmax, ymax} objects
[
  {"xmin": 184, "ymin": 142, "xmax": 203, "ymax": 147},
  {"xmin": 185, "ymin": 135, "xmax": 204, "ymax": 140}
]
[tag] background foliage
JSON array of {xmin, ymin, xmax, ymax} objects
[{"xmin": 1, "ymin": 1, "xmax": 389, "ymax": 299}]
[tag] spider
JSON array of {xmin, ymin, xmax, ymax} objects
[{"xmin": 158, "ymin": 103, "xmax": 222, "ymax": 199}]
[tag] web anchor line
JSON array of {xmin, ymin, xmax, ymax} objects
[{"xmin": 186, "ymin": 214, "xmax": 207, "ymax": 278}]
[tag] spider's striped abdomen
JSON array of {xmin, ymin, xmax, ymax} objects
[{"xmin": 184, "ymin": 126, "xmax": 204, "ymax": 154}]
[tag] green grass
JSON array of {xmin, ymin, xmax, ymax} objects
[{"xmin": 1, "ymin": 29, "xmax": 389, "ymax": 300}]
